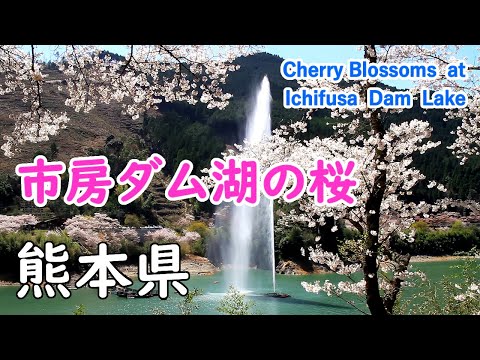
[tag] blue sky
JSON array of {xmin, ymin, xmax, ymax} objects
[
  {"xmin": 36, "ymin": 45, "xmax": 479, "ymax": 88},
  {"xmin": 38, "ymin": 44, "xmax": 480, "ymax": 64},
  {"xmin": 96, "ymin": 44, "xmax": 478, "ymax": 61},
  {"xmin": 265, "ymin": 45, "xmax": 362, "ymax": 62},
  {"xmin": 94, "ymin": 45, "xmax": 365, "ymax": 62}
]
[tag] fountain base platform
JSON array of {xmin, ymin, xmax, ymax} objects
[{"xmin": 265, "ymin": 292, "xmax": 290, "ymax": 298}]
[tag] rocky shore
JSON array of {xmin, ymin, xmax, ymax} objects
[
  {"xmin": 275, "ymin": 260, "xmax": 328, "ymax": 275},
  {"xmin": 1, "ymin": 255, "xmax": 476, "ymax": 286},
  {"xmin": 275, "ymin": 255, "xmax": 479, "ymax": 275},
  {"xmin": 0, "ymin": 255, "xmax": 219, "ymax": 287},
  {"xmin": 118, "ymin": 255, "xmax": 219, "ymax": 278},
  {"xmin": 410, "ymin": 255, "xmax": 477, "ymax": 263},
  {"xmin": 0, "ymin": 279, "xmax": 18, "ymax": 286}
]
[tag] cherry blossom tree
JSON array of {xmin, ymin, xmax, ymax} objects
[
  {"xmin": 454, "ymin": 282, "xmax": 479, "ymax": 305},
  {"xmin": 221, "ymin": 45, "xmax": 480, "ymax": 315},
  {"xmin": 0, "ymin": 214, "xmax": 38, "ymax": 232},
  {"xmin": 373, "ymin": 45, "xmax": 480, "ymax": 164},
  {"xmin": 180, "ymin": 231, "xmax": 202, "ymax": 243},
  {"xmin": 146, "ymin": 228, "xmax": 179, "ymax": 243},
  {"xmin": 146, "ymin": 227, "xmax": 201, "ymax": 243},
  {"xmin": 0, "ymin": 45, "xmax": 257, "ymax": 157},
  {"xmin": 64, "ymin": 213, "xmax": 139, "ymax": 252}
]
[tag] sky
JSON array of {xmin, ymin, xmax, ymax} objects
[
  {"xmin": 92, "ymin": 45, "xmax": 364, "ymax": 60},
  {"xmin": 36, "ymin": 45, "xmax": 480, "ymax": 88},
  {"xmin": 37, "ymin": 44, "xmax": 480, "ymax": 65}
]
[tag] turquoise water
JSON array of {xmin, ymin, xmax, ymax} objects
[{"xmin": 0, "ymin": 260, "xmax": 472, "ymax": 315}]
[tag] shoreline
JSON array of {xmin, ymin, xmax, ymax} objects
[
  {"xmin": 0, "ymin": 254, "xmax": 219, "ymax": 287},
  {"xmin": 117, "ymin": 255, "xmax": 220, "ymax": 279},
  {"xmin": 409, "ymin": 255, "xmax": 477, "ymax": 263},
  {"xmin": 0, "ymin": 280, "xmax": 18, "ymax": 287},
  {"xmin": 1, "ymin": 255, "xmax": 476, "ymax": 286}
]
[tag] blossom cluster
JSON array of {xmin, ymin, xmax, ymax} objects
[
  {"xmin": 0, "ymin": 45, "xmax": 258, "ymax": 156},
  {"xmin": 64, "ymin": 213, "xmax": 139, "ymax": 251},
  {"xmin": 0, "ymin": 214, "xmax": 38, "ymax": 232}
]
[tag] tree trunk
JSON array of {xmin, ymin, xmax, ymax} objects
[
  {"xmin": 383, "ymin": 253, "xmax": 411, "ymax": 314},
  {"xmin": 365, "ymin": 191, "xmax": 388, "ymax": 315},
  {"xmin": 363, "ymin": 45, "xmax": 388, "ymax": 316}
]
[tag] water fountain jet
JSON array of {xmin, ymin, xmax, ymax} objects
[{"xmin": 222, "ymin": 76, "xmax": 277, "ymax": 294}]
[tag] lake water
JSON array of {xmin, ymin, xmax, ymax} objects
[{"xmin": 0, "ymin": 260, "xmax": 473, "ymax": 315}]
